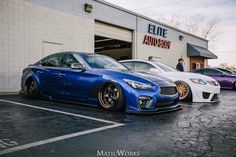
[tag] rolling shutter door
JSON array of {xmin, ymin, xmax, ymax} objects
[{"xmin": 95, "ymin": 21, "xmax": 132, "ymax": 42}]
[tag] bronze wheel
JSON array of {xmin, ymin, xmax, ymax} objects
[
  {"xmin": 98, "ymin": 82, "xmax": 125, "ymax": 111},
  {"xmin": 25, "ymin": 78, "xmax": 39, "ymax": 98},
  {"xmin": 175, "ymin": 81, "xmax": 190, "ymax": 100},
  {"xmin": 28, "ymin": 80, "xmax": 36, "ymax": 95}
]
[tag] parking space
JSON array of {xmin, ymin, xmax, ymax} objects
[{"xmin": 0, "ymin": 90, "xmax": 236, "ymax": 157}]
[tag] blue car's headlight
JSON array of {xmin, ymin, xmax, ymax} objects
[
  {"xmin": 123, "ymin": 79, "xmax": 153, "ymax": 90},
  {"xmin": 190, "ymin": 78, "xmax": 207, "ymax": 85}
]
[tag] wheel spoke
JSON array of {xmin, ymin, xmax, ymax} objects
[
  {"xmin": 99, "ymin": 83, "xmax": 121, "ymax": 109},
  {"xmin": 176, "ymin": 82, "xmax": 189, "ymax": 99}
]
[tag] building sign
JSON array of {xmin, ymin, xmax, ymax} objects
[
  {"xmin": 143, "ymin": 24, "xmax": 171, "ymax": 49},
  {"xmin": 148, "ymin": 24, "xmax": 167, "ymax": 38}
]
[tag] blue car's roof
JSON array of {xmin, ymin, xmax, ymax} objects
[{"xmin": 52, "ymin": 51, "xmax": 95, "ymax": 56}]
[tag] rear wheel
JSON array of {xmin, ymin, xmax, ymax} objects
[
  {"xmin": 24, "ymin": 78, "xmax": 39, "ymax": 98},
  {"xmin": 175, "ymin": 81, "xmax": 192, "ymax": 101},
  {"xmin": 98, "ymin": 82, "xmax": 125, "ymax": 111},
  {"xmin": 234, "ymin": 82, "xmax": 236, "ymax": 90}
]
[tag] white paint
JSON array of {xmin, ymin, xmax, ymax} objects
[
  {"xmin": 0, "ymin": 99, "xmax": 119, "ymax": 124},
  {"xmin": 0, "ymin": 99, "xmax": 125, "ymax": 155},
  {"xmin": 0, "ymin": 139, "xmax": 18, "ymax": 148},
  {"xmin": 0, "ymin": 124, "xmax": 123, "ymax": 156}
]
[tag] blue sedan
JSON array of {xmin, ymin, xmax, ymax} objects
[{"xmin": 21, "ymin": 52, "xmax": 181, "ymax": 113}]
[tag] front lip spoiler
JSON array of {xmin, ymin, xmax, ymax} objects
[
  {"xmin": 210, "ymin": 99, "xmax": 221, "ymax": 103},
  {"xmin": 126, "ymin": 104, "xmax": 183, "ymax": 114}
]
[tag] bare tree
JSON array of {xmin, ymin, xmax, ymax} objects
[{"xmin": 158, "ymin": 14, "xmax": 222, "ymax": 49}]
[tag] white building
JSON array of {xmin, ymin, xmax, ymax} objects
[{"xmin": 0, "ymin": 0, "xmax": 217, "ymax": 93}]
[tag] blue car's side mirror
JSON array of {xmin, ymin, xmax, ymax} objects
[{"xmin": 71, "ymin": 63, "xmax": 85, "ymax": 71}]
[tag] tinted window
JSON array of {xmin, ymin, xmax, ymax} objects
[
  {"xmin": 203, "ymin": 69, "xmax": 223, "ymax": 76},
  {"xmin": 41, "ymin": 54, "xmax": 63, "ymax": 67},
  {"xmin": 217, "ymin": 68, "xmax": 232, "ymax": 75},
  {"xmin": 194, "ymin": 69, "xmax": 204, "ymax": 74},
  {"xmin": 62, "ymin": 54, "xmax": 79, "ymax": 68},
  {"xmin": 134, "ymin": 62, "xmax": 154, "ymax": 71}
]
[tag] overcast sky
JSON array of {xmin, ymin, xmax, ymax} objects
[{"xmin": 105, "ymin": 0, "xmax": 236, "ymax": 67}]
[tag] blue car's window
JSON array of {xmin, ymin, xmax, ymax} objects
[
  {"xmin": 80, "ymin": 54, "xmax": 127, "ymax": 70},
  {"xmin": 41, "ymin": 54, "xmax": 63, "ymax": 67},
  {"xmin": 62, "ymin": 54, "xmax": 79, "ymax": 68}
]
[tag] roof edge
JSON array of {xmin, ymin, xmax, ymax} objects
[{"xmin": 94, "ymin": 0, "xmax": 208, "ymax": 42}]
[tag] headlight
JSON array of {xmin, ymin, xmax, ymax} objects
[
  {"xmin": 207, "ymin": 80, "xmax": 219, "ymax": 86},
  {"xmin": 190, "ymin": 78, "xmax": 207, "ymax": 85},
  {"xmin": 123, "ymin": 79, "xmax": 153, "ymax": 90}
]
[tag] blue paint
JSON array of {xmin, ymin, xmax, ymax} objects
[
  {"xmin": 21, "ymin": 52, "xmax": 180, "ymax": 113},
  {"xmin": 148, "ymin": 24, "xmax": 168, "ymax": 38}
]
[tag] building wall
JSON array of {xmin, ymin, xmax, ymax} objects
[
  {"xmin": 136, "ymin": 17, "xmax": 208, "ymax": 70},
  {"xmin": 0, "ymin": 0, "xmax": 208, "ymax": 92},
  {"xmin": 0, "ymin": 0, "xmax": 94, "ymax": 92},
  {"xmin": 93, "ymin": 1, "xmax": 136, "ymax": 30}
]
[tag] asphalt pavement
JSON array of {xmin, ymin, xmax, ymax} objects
[{"xmin": 0, "ymin": 90, "xmax": 235, "ymax": 157}]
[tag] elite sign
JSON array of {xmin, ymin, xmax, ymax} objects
[{"xmin": 143, "ymin": 24, "xmax": 171, "ymax": 49}]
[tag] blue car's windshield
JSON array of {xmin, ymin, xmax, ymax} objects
[{"xmin": 80, "ymin": 54, "xmax": 128, "ymax": 70}]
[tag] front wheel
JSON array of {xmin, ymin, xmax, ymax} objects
[
  {"xmin": 24, "ymin": 78, "xmax": 40, "ymax": 98},
  {"xmin": 98, "ymin": 82, "xmax": 125, "ymax": 111},
  {"xmin": 175, "ymin": 81, "xmax": 192, "ymax": 101}
]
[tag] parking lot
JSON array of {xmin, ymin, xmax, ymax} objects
[{"xmin": 0, "ymin": 90, "xmax": 235, "ymax": 157}]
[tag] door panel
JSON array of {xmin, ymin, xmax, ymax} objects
[
  {"xmin": 37, "ymin": 53, "xmax": 65, "ymax": 96},
  {"xmin": 37, "ymin": 67, "xmax": 65, "ymax": 96},
  {"xmin": 58, "ymin": 69, "xmax": 100, "ymax": 102},
  {"xmin": 203, "ymin": 69, "xmax": 231, "ymax": 88}
]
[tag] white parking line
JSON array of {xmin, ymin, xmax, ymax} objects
[
  {"xmin": 0, "ymin": 99, "xmax": 125, "ymax": 155},
  {"xmin": 0, "ymin": 99, "xmax": 119, "ymax": 124}
]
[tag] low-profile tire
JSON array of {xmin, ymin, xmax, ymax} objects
[
  {"xmin": 24, "ymin": 78, "xmax": 40, "ymax": 98},
  {"xmin": 98, "ymin": 82, "xmax": 125, "ymax": 111},
  {"xmin": 175, "ymin": 81, "xmax": 192, "ymax": 101},
  {"xmin": 234, "ymin": 82, "xmax": 236, "ymax": 90}
]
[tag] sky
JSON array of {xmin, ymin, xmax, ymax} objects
[{"xmin": 105, "ymin": 0, "xmax": 236, "ymax": 67}]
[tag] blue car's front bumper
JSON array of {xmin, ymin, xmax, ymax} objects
[{"xmin": 120, "ymin": 84, "xmax": 181, "ymax": 114}]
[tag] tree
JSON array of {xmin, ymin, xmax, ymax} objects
[{"xmin": 158, "ymin": 14, "xmax": 222, "ymax": 49}]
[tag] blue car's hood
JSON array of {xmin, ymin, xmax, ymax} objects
[{"xmin": 98, "ymin": 69, "xmax": 175, "ymax": 87}]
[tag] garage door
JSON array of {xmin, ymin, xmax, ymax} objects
[{"xmin": 95, "ymin": 21, "xmax": 132, "ymax": 42}]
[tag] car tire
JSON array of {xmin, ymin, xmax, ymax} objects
[
  {"xmin": 24, "ymin": 78, "xmax": 40, "ymax": 98},
  {"xmin": 175, "ymin": 81, "xmax": 192, "ymax": 101},
  {"xmin": 234, "ymin": 82, "xmax": 236, "ymax": 90},
  {"xmin": 98, "ymin": 82, "xmax": 125, "ymax": 111}
]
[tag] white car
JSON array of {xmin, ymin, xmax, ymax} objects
[{"xmin": 120, "ymin": 59, "xmax": 220, "ymax": 102}]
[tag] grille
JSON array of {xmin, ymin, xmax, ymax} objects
[
  {"xmin": 160, "ymin": 87, "xmax": 177, "ymax": 95},
  {"xmin": 156, "ymin": 100, "xmax": 175, "ymax": 107},
  {"xmin": 211, "ymin": 94, "xmax": 219, "ymax": 102},
  {"xmin": 202, "ymin": 92, "xmax": 210, "ymax": 99}
]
